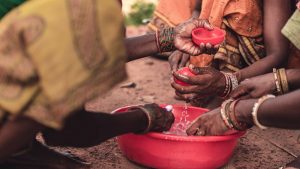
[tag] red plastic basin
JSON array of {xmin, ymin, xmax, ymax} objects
[
  {"xmin": 192, "ymin": 27, "xmax": 226, "ymax": 45},
  {"xmin": 113, "ymin": 105, "xmax": 245, "ymax": 169}
]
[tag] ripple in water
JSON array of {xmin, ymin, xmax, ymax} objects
[{"xmin": 163, "ymin": 103, "xmax": 191, "ymax": 136}]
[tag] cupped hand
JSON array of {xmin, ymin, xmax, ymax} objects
[
  {"xmin": 230, "ymin": 73, "xmax": 276, "ymax": 99},
  {"xmin": 174, "ymin": 19, "xmax": 219, "ymax": 56},
  {"xmin": 169, "ymin": 50, "xmax": 190, "ymax": 72},
  {"xmin": 171, "ymin": 65, "xmax": 226, "ymax": 97},
  {"xmin": 142, "ymin": 104, "xmax": 175, "ymax": 132},
  {"xmin": 186, "ymin": 108, "xmax": 229, "ymax": 136}
]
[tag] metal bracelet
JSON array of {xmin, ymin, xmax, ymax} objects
[
  {"xmin": 251, "ymin": 94, "xmax": 276, "ymax": 130},
  {"xmin": 221, "ymin": 99, "xmax": 234, "ymax": 129},
  {"xmin": 273, "ymin": 68, "xmax": 282, "ymax": 95},
  {"xmin": 228, "ymin": 73, "xmax": 239, "ymax": 91},
  {"xmin": 278, "ymin": 68, "xmax": 289, "ymax": 94}
]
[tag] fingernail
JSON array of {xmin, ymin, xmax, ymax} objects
[
  {"xmin": 178, "ymin": 74, "xmax": 189, "ymax": 80},
  {"xmin": 189, "ymin": 64, "xmax": 194, "ymax": 69}
]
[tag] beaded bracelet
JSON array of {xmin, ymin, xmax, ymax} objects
[
  {"xmin": 156, "ymin": 27, "xmax": 176, "ymax": 53},
  {"xmin": 251, "ymin": 95, "xmax": 276, "ymax": 130},
  {"xmin": 228, "ymin": 73, "xmax": 239, "ymax": 91}
]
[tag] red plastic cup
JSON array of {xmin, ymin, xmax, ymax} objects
[
  {"xmin": 192, "ymin": 27, "xmax": 226, "ymax": 46},
  {"xmin": 174, "ymin": 67, "xmax": 196, "ymax": 86}
]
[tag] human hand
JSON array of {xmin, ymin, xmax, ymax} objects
[
  {"xmin": 139, "ymin": 104, "xmax": 175, "ymax": 133},
  {"xmin": 168, "ymin": 50, "xmax": 190, "ymax": 72},
  {"xmin": 174, "ymin": 18, "xmax": 219, "ymax": 56},
  {"xmin": 231, "ymin": 73, "xmax": 275, "ymax": 99},
  {"xmin": 171, "ymin": 65, "xmax": 226, "ymax": 99},
  {"xmin": 186, "ymin": 108, "xmax": 229, "ymax": 136}
]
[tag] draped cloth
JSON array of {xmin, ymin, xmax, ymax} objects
[
  {"xmin": 0, "ymin": 0, "xmax": 26, "ymax": 19},
  {"xmin": 0, "ymin": 0, "xmax": 127, "ymax": 129},
  {"xmin": 148, "ymin": 0, "xmax": 265, "ymax": 72},
  {"xmin": 282, "ymin": 6, "xmax": 300, "ymax": 68}
]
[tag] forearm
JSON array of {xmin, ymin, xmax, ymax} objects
[
  {"xmin": 104, "ymin": 109, "xmax": 148, "ymax": 137},
  {"xmin": 0, "ymin": 117, "xmax": 42, "ymax": 161},
  {"xmin": 286, "ymin": 69, "xmax": 300, "ymax": 90},
  {"xmin": 44, "ymin": 109, "xmax": 148, "ymax": 147},
  {"xmin": 236, "ymin": 0, "xmax": 291, "ymax": 82},
  {"xmin": 236, "ymin": 90, "xmax": 300, "ymax": 129},
  {"xmin": 191, "ymin": 0, "xmax": 202, "ymax": 18},
  {"xmin": 125, "ymin": 33, "xmax": 159, "ymax": 61},
  {"xmin": 236, "ymin": 54, "xmax": 286, "ymax": 82}
]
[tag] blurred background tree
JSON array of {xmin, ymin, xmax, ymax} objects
[{"xmin": 125, "ymin": 0, "xmax": 155, "ymax": 26}]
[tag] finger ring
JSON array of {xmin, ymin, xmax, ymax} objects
[
  {"xmin": 196, "ymin": 131, "xmax": 203, "ymax": 136},
  {"xmin": 196, "ymin": 128, "xmax": 205, "ymax": 136},
  {"xmin": 195, "ymin": 128, "xmax": 200, "ymax": 135}
]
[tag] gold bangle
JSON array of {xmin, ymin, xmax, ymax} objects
[
  {"xmin": 273, "ymin": 68, "xmax": 283, "ymax": 95},
  {"xmin": 276, "ymin": 69, "xmax": 284, "ymax": 94},
  {"xmin": 278, "ymin": 68, "xmax": 289, "ymax": 94},
  {"xmin": 220, "ymin": 99, "xmax": 234, "ymax": 129}
]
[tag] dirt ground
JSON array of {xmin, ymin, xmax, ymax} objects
[{"xmin": 55, "ymin": 27, "xmax": 300, "ymax": 169}]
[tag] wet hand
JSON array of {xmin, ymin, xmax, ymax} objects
[
  {"xmin": 231, "ymin": 73, "xmax": 275, "ymax": 99},
  {"xmin": 186, "ymin": 108, "xmax": 229, "ymax": 136},
  {"xmin": 174, "ymin": 19, "xmax": 219, "ymax": 56},
  {"xmin": 171, "ymin": 65, "xmax": 226, "ymax": 100},
  {"xmin": 169, "ymin": 50, "xmax": 190, "ymax": 72},
  {"xmin": 141, "ymin": 104, "xmax": 175, "ymax": 133}
]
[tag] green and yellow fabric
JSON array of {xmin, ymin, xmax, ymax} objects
[
  {"xmin": 282, "ymin": 9, "xmax": 300, "ymax": 50},
  {"xmin": 0, "ymin": 0, "xmax": 26, "ymax": 19},
  {"xmin": 0, "ymin": 0, "xmax": 127, "ymax": 129},
  {"xmin": 282, "ymin": 7, "xmax": 300, "ymax": 68}
]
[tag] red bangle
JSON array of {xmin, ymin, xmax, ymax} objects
[{"xmin": 230, "ymin": 99, "xmax": 248, "ymax": 131}]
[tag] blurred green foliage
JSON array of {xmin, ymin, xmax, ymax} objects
[{"xmin": 125, "ymin": 0, "xmax": 155, "ymax": 26}]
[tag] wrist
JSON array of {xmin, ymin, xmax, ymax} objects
[
  {"xmin": 219, "ymin": 72, "xmax": 239, "ymax": 98},
  {"xmin": 234, "ymin": 71, "xmax": 243, "ymax": 83},
  {"xmin": 285, "ymin": 69, "xmax": 300, "ymax": 91},
  {"xmin": 235, "ymin": 99, "xmax": 256, "ymax": 126},
  {"xmin": 216, "ymin": 73, "xmax": 226, "ymax": 96},
  {"xmin": 191, "ymin": 11, "xmax": 200, "ymax": 19},
  {"xmin": 155, "ymin": 27, "xmax": 176, "ymax": 53},
  {"xmin": 128, "ymin": 107, "xmax": 150, "ymax": 134}
]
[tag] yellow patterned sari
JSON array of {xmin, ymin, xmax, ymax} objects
[{"xmin": 0, "ymin": 0, "xmax": 127, "ymax": 129}]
